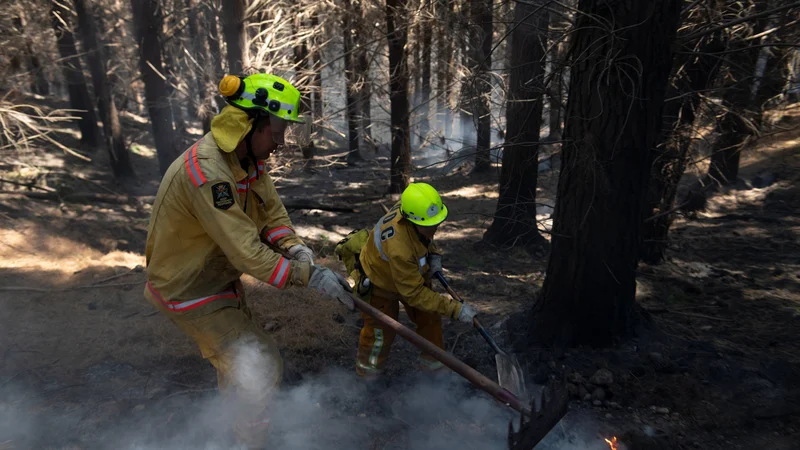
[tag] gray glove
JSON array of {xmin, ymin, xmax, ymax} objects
[
  {"xmin": 288, "ymin": 244, "xmax": 314, "ymax": 264},
  {"xmin": 457, "ymin": 302, "xmax": 478, "ymax": 324},
  {"xmin": 428, "ymin": 254, "xmax": 443, "ymax": 276},
  {"xmin": 308, "ymin": 265, "xmax": 355, "ymax": 311}
]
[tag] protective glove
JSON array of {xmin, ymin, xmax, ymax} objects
[
  {"xmin": 308, "ymin": 265, "xmax": 355, "ymax": 311},
  {"xmin": 428, "ymin": 254, "xmax": 443, "ymax": 276},
  {"xmin": 288, "ymin": 244, "xmax": 315, "ymax": 264},
  {"xmin": 457, "ymin": 302, "xmax": 478, "ymax": 324}
]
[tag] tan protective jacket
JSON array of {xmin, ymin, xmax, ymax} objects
[
  {"xmin": 144, "ymin": 133, "xmax": 311, "ymax": 316},
  {"xmin": 360, "ymin": 202, "xmax": 462, "ymax": 319}
]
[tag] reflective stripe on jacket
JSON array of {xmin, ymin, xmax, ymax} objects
[{"xmin": 144, "ymin": 133, "xmax": 310, "ymax": 316}]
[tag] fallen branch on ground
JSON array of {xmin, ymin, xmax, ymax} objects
[
  {"xmin": 0, "ymin": 178, "xmax": 56, "ymax": 192},
  {"xmin": 283, "ymin": 200, "xmax": 356, "ymax": 213},
  {"xmin": 0, "ymin": 281, "xmax": 143, "ymax": 293},
  {"xmin": 0, "ymin": 190, "xmax": 155, "ymax": 205}
]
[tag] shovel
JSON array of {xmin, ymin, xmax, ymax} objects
[
  {"xmin": 348, "ymin": 291, "xmax": 568, "ymax": 449},
  {"xmin": 433, "ymin": 271, "xmax": 528, "ymax": 401}
]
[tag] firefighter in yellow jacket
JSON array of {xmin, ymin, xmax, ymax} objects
[
  {"xmin": 353, "ymin": 183, "xmax": 478, "ymax": 378},
  {"xmin": 143, "ymin": 73, "xmax": 353, "ymax": 449}
]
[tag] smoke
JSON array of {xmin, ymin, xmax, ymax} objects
[{"xmin": 0, "ymin": 337, "xmax": 615, "ymax": 449}]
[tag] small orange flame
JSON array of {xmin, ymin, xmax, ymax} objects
[{"xmin": 605, "ymin": 436, "xmax": 619, "ymax": 450}]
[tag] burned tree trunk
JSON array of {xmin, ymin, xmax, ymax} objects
[
  {"xmin": 221, "ymin": 0, "xmax": 248, "ymax": 74},
  {"xmin": 483, "ymin": 0, "xmax": 548, "ymax": 252},
  {"xmin": 74, "ymin": 0, "xmax": 134, "ymax": 178},
  {"xmin": 356, "ymin": 30, "xmax": 373, "ymax": 146},
  {"xmin": 471, "ymin": 0, "xmax": 493, "ymax": 173},
  {"xmin": 51, "ymin": 1, "xmax": 100, "ymax": 146},
  {"xmin": 14, "ymin": 12, "xmax": 50, "ymax": 96},
  {"xmin": 131, "ymin": 0, "xmax": 179, "ymax": 175},
  {"xmin": 532, "ymin": 0, "xmax": 680, "ymax": 347},
  {"xmin": 293, "ymin": 14, "xmax": 316, "ymax": 167},
  {"xmin": 640, "ymin": 31, "xmax": 725, "ymax": 265},
  {"xmin": 707, "ymin": 3, "xmax": 772, "ymax": 187},
  {"xmin": 342, "ymin": 0, "xmax": 362, "ymax": 163},
  {"xmin": 387, "ymin": 0, "xmax": 412, "ymax": 193},
  {"xmin": 186, "ymin": 0, "xmax": 211, "ymax": 131},
  {"xmin": 546, "ymin": 2, "xmax": 572, "ymax": 141},
  {"xmin": 436, "ymin": 0, "xmax": 454, "ymax": 148},
  {"xmin": 204, "ymin": 2, "xmax": 227, "ymax": 114},
  {"xmin": 420, "ymin": 1, "xmax": 432, "ymax": 144},
  {"xmin": 310, "ymin": 14, "xmax": 324, "ymax": 124}
]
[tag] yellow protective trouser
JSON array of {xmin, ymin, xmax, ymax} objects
[
  {"xmin": 145, "ymin": 283, "xmax": 282, "ymax": 449},
  {"xmin": 355, "ymin": 288, "xmax": 446, "ymax": 378}
]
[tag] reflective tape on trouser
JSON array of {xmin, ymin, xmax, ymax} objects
[{"xmin": 146, "ymin": 281, "xmax": 239, "ymax": 311}]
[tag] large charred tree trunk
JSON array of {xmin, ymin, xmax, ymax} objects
[
  {"xmin": 221, "ymin": 0, "xmax": 248, "ymax": 74},
  {"xmin": 51, "ymin": 2, "xmax": 100, "ymax": 146},
  {"xmin": 471, "ymin": 0, "xmax": 492, "ymax": 173},
  {"xmin": 531, "ymin": 0, "xmax": 680, "ymax": 347},
  {"xmin": 74, "ymin": 0, "xmax": 134, "ymax": 178},
  {"xmin": 343, "ymin": 0, "xmax": 362, "ymax": 163},
  {"xmin": 483, "ymin": 0, "xmax": 548, "ymax": 251},
  {"xmin": 640, "ymin": 30, "xmax": 725, "ymax": 265},
  {"xmin": 131, "ymin": 0, "xmax": 179, "ymax": 175},
  {"xmin": 387, "ymin": 0, "xmax": 412, "ymax": 193}
]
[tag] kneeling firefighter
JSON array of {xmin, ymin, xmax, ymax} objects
[
  {"xmin": 143, "ymin": 73, "xmax": 354, "ymax": 449},
  {"xmin": 335, "ymin": 183, "xmax": 479, "ymax": 379}
]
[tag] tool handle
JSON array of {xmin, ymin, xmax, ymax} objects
[
  {"xmin": 270, "ymin": 244, "xmax": 528, "ymax": 415},
  {"xmin": 434, "ymin": 272, "xmax": 507, "ymax": 356},
  {"xmin": 348, "ymin": 293, "xmax": 529, "ymax": 415}
]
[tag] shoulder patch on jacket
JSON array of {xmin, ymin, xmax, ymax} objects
[{"xmin": 212, "ymin": 182, "xmax": 235, "ymax": 210}]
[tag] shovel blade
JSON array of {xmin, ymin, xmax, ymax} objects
[{"xmin": 496, "ymin": 353, "xmax": 527, "ymax": 399}]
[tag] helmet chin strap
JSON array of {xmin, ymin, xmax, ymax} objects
[{"xmin": 244, "ymin": 121, "xmax": 259, "ymax": 180}]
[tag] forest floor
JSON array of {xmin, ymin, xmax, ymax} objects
[{"xmin": 0, "ymin": 94, "xmax": 798, "ymax": 450}]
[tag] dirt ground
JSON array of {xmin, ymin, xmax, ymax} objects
[{"xmin": 0, "ymin": 94, "xmax": 798, "ymax": 449}]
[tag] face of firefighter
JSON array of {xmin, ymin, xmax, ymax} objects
[
  {"xmin": 415, "ymin": 223, "xmax": 439, "ymax": 240},
  {"xmin": 245, "ymin": 117, "xmax": 289, "ymax": 160}
]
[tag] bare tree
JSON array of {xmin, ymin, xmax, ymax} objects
[
  {"xmin": 51, "ymin": 1, "xmax": 100, "ymax": 146},
  {"xmin": 531, "ymin": 0, "xmax": 681, "ymax": 347},
  {"xmin": 435, "ymin": 0, "xmax": 454, "ymax": 149},
  {"xmin": 13, "ymin": 11, "xmax": 50, "ymax": 96},
  {"xmin": 185, "ymin": 0, "xmax": 214, "ymax": 133},
  {"xmin": 545, "ymin": 0, "xmax": 574, "ymax": 141},
  {"xmin": 419, "ymin": 0, "xmax": 432, "ymax": 143},
  {"xmin": 640, "ymin": 4, "xmax": 727, "ymax": 264},
  {"xmin": 470, "ymin": 0, "xmax": 492, "ymax": 173},
  {"xmin": 343, "ymin": 0, "xmax": 363, "ymax": 163},
  {"xmin": 483, "ymin": 0, "xmax": 548, "ymax": 252},
  {"xmin": 387, "ymin": 0, "xmax": 412, "ymax": 193},
  {"xmin": 131, "ymin": 0, "xmax": 179, "ymax": 175},
  {"xmin": 221, "ymin": 0, "xmax": 247, "ymax": 74},
  {"xmin": 310, "ymin": 13, "xmax": 324, "ymax": 125},
  {"xmin": 74, "ymin": 0, "xmax": 134, "ymax": 178}
]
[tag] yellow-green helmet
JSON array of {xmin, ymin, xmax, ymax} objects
[
  {"xmin": 218, "ymin": 73, "xmax": 305, "ymax": 124},
  {"xmin": 401, "ymin": 183, "xmax": 448, "ymax": 226}
]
